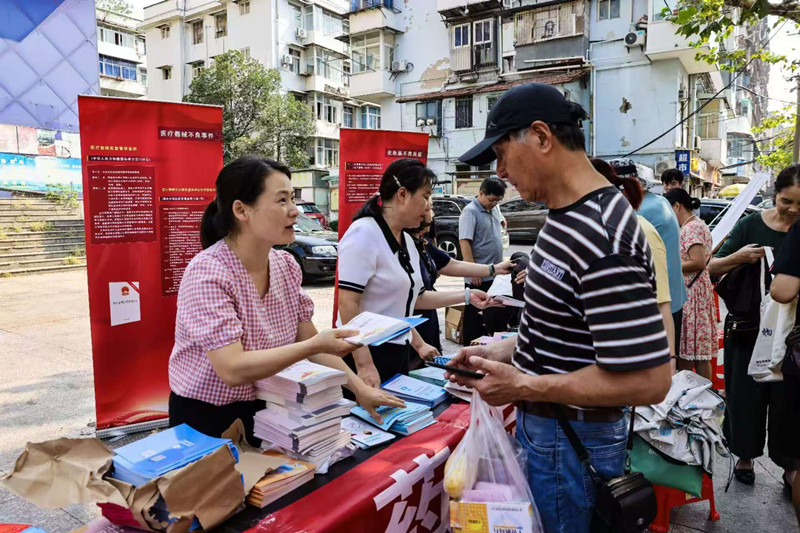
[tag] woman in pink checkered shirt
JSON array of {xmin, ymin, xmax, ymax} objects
[{"xmin": 168, "ymin": 157, "xmax": 404, "ymax": 444}]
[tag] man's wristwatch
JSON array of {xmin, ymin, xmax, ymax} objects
[
  {"xmin": 489, "ymin": 264, "xmax": 496, "ymax": 277},
  {"xmin": 465, "ymin": 287, "xmax": 471, "ymax": 306}
]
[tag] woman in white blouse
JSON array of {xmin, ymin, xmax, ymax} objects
[{"xmin": 337, "ymin": 158, "xmax": 500, "ymax": 387}]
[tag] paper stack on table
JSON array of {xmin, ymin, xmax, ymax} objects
[
  {"xmin": 254, "ymin": 360, "xmax": 354, "ymax": 470},
  {"xmin": 246, "ymin": 451, "xmax": 315, "ymax": 508},
  {"xmin": 381, "ymin": 373, "xmax": 448, "ymax": 408},
  {"xmin": 350, "ymin": 403, "xmax": 435, "ymax": 436}
]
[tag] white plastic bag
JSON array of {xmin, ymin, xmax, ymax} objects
[
  {"xmin": 444, "ymin": 391, "xmax": 543, "ymax": 533},
  {"xmin": 749, "ymin": 248, "xmax": 797, "ymax": 382}
]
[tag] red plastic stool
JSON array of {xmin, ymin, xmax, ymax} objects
[
  {"xmin": 711, "ymin": 329, "xmax": 725, "ymax": 392},
  {"xmin": 649, "ymin": 474, "xmax": 720, "ymax": 532}
]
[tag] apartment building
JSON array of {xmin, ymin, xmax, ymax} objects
[
  {"xmin": 97, "ymin": 8, "xmax": 147, "ymax": 98},
  {"xmin": 345, "ymin": 0, "xmax": 591, "ymax": 191}
]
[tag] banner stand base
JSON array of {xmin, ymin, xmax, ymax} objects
[{"xmin": 95, "ymin": 417, "xmax": 169, "ymax": 439}]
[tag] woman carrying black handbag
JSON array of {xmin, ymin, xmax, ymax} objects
[{"xmin": 708, "ymin": 164, "xmax": 800, "ymax": 487}]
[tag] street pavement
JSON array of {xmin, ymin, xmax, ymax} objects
[{"xmin": 0, "ymin": 248, "xmax": 797, "ymax": 531}]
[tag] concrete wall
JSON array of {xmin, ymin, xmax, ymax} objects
[{"xmin": 594, "ymin": 59, "xmax": 684, "ymax": 160}]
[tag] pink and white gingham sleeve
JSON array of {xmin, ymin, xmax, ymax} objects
[
  {"xmin": 279, "ymin": 251, "xmax": 314, "ymax": 323},
  {"xmin": 179, "ymin": 258, "xmax": 244, "ymax": 352}
]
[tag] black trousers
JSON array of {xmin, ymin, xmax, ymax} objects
[
  {"xmin": 410, "ymin": 308, "xmax": 441, "ymax": 371},
  {"xmin": 672, "ymin": 309, "xmax": 683, "ymax": 359},
  {"xmin": 343, "ymin": 342, "xmax": 411, "ymax": 396},
  {"xmin": 721, "ymin": 316, "xmax": 800, "ymax": 470},
  {"xmin": 463, "ymin": 280, "xmax": 493, "ymax": 345},
  {"xmin": 168, "ymin": 392, "xmax": 265, "ymax": 447}
]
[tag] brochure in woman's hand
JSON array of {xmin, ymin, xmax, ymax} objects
[{"xmin": 342, "ymin": 312, "xmax": 428, "ymax": 346}]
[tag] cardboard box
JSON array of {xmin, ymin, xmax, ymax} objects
[
  {"xmin": 1, "ymin": 422, "xmax": 282, "ymax": 533},
  {"xmin": 445, "ymin": 305, "xmax": 465, "ymax": 344}
]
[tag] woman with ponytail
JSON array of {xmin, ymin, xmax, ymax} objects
[
  {"xmin": 337, "ymin": 158, "xmax": 498, "ymax": 387},
  {"xmin": 591, "ymin": 158, "xmax": 676, "ymax": 370},
  {"xmin": 170, "ymin": 156, "xmax": 403, "ymax": 444},
  {"xmin": 663, "ymin": 188, "xmax": 716, "ymax": 381}
]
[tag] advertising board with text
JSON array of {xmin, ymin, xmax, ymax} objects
[
  {"xmin": 78, "ymin": 96, "xmax": 222, "ymax": 430},
  {"xmin": 333, "ymin": 129, "xmax": 429, "ymax": 324}
]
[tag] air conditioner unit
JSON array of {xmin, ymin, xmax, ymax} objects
[
  {"xmin": 624, "ymin": 30, "xmax": 646, "ymax": 48},
  {"xmin": 281, "ymin": 54, "xmax": 293, "ymax": 66},
  {"xmin": 296, "ymin": 28, "xmax": 308, "ymax": 39},
  {"xmin": 694, "ymin": 135, "xmax": 703, "ymax": 149},
  {"xmin": 391, "ymin": 60, "xmax": 408, "ymax": 73},
  {"xmin": 655, "ymin": 160, "xmax": 669, "ymax": 176}
]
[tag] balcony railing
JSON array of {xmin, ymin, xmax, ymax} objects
[{"xmin": 350, "ymin": 0, "xmax": 398, "ymax": 13}]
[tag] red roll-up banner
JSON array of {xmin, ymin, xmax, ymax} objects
[
  {"xmin": 333, "ymin": 129, "xmax": 430, "ymax": 324},
  {"xmin": 77, "ymin": 96, "xmax": 223, "ymax": 430}
]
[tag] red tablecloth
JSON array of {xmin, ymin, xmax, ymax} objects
[{"xmin": 245, "ymin": 403, "xmax": 515, "ymax": 533}]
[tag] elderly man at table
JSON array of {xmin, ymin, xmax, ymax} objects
[{"xmin": 448, "ymin": 82, "xmax": 671, "ymax": 533}]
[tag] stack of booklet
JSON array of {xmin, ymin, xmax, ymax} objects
[
  {"xmin": 254, "ymin": 360, "xmax": 354, "ymax": 469},
  {"xmin": 341, "ymin": 416, "xmax": 396, "ymax": 449},
  {"xmin": 350, "ymin": 403, "xmax": 435, "ymax": 436},
  {"xmin": 246, "ymin": 451, "xmax": 316, "ymax": 508},
  {"xmin": 381, "ymin": 374, "xmax": 448, "ymax": 408},
  {"xmin": 110, "ymin": 424, "xmax": 238, "ymax": 487}
]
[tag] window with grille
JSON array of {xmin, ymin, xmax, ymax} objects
[
  {"xmin": 455, "ymin": 97, "xmax": 473, "ymax": 129},
  {"xmin": 160, "ymin": 25, "xmax": 170, "ymax": 38},
  {"xmin": 416, "ymin": 101, "xmax": 442, "ymax": 125},
  {"xmin": 215, "ymin": 13, "xmax": 227, "ymax": 38},
  {"xmin": 192, "ymin": 21, "xmax": 203, "ymax": 44},
  {"xmin": 162, "ymin": 66, "xmax": 172, "ymax": 80},
  {"xmin": 514, "ymin": 1, "xmax": 585, "ymax": 45},
  {"xmin": 241, "ymin": 47, "xmax": 251, "ymax": 61},
  {"xmin": 239, "ymin": 0, "xmax": 250, "ymax": 15}
]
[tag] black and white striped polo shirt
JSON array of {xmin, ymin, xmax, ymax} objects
[{"xmin": 513, "ymin": 186, "xmax": 670, "ymax": 377}]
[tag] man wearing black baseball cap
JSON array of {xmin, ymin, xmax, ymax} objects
[{"xmin": 447, "ymin": 83, "xmax": 671, "ymax": 532}]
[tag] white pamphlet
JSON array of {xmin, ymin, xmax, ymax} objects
[{"xmin": 109, "ymin": 282, "xmax": 141, "ymax": 326}]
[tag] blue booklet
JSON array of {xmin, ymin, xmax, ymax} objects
[
  {"xmin": 381, "ymin": 374, "xmax": 448, "ymax": 408},
  {"xmin": 111, "ymin": 424, "xmax": 237, "ymax": 486},
  {"xmin": 350, "ymin": 403, "xmax": 432, "ymax": 433}
]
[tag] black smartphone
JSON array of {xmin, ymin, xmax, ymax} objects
[{"xmin": 425, "ymin": 361, "xmax": 485, "ymax": 379}]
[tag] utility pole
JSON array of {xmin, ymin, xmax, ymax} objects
[{"xmin": 793, "ymin": 75, "xmax": 800, "ymax": 164}]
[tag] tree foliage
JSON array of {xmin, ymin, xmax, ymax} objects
[
  {"xmin": 96, "ymin": 0, "xmax": 133, "ymax": 15},
  {"xmin": 752, "ymin": 107, "xmax": 797, "ymax": 172},
  {"xmin": 184, "ymin": 50, "xmax": 281, "ymax": 162},
  {"xmin": 667, "ymin": 1, "xmax": 796, "ymax": 71},
  {"xmin": 669, "ymin": 1, "xmax": 799, "ymax": 171},
  {"xmin": 230, "ymin": 93, "xmax": 317, "ymax": 169}
]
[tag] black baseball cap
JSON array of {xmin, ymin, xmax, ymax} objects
[{"xmin": 459, "ymin": 83, "xmax": 588, "ymax": 166}]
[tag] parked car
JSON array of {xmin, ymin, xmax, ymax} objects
[
  {"xmin": 498, "ymin": 197, "xmax": 548, "ymax": 241},
  {"xmin": 431, "ymin": 195, "xmax": 509, "ymax": 260},
  {"xmin": 698, "ymin": 199, "xmax": 761, "ymax": 231},
  {"xmin": 756, "ymin": 198, "xmax": 774, "ymax": 210},
  {"xmin": 295, "ymin": 199, "xmax": 328, "ymax": 228},
  {"xmin": 277, "ymin": 214, "xmax": 338, "ymax": 282}
]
